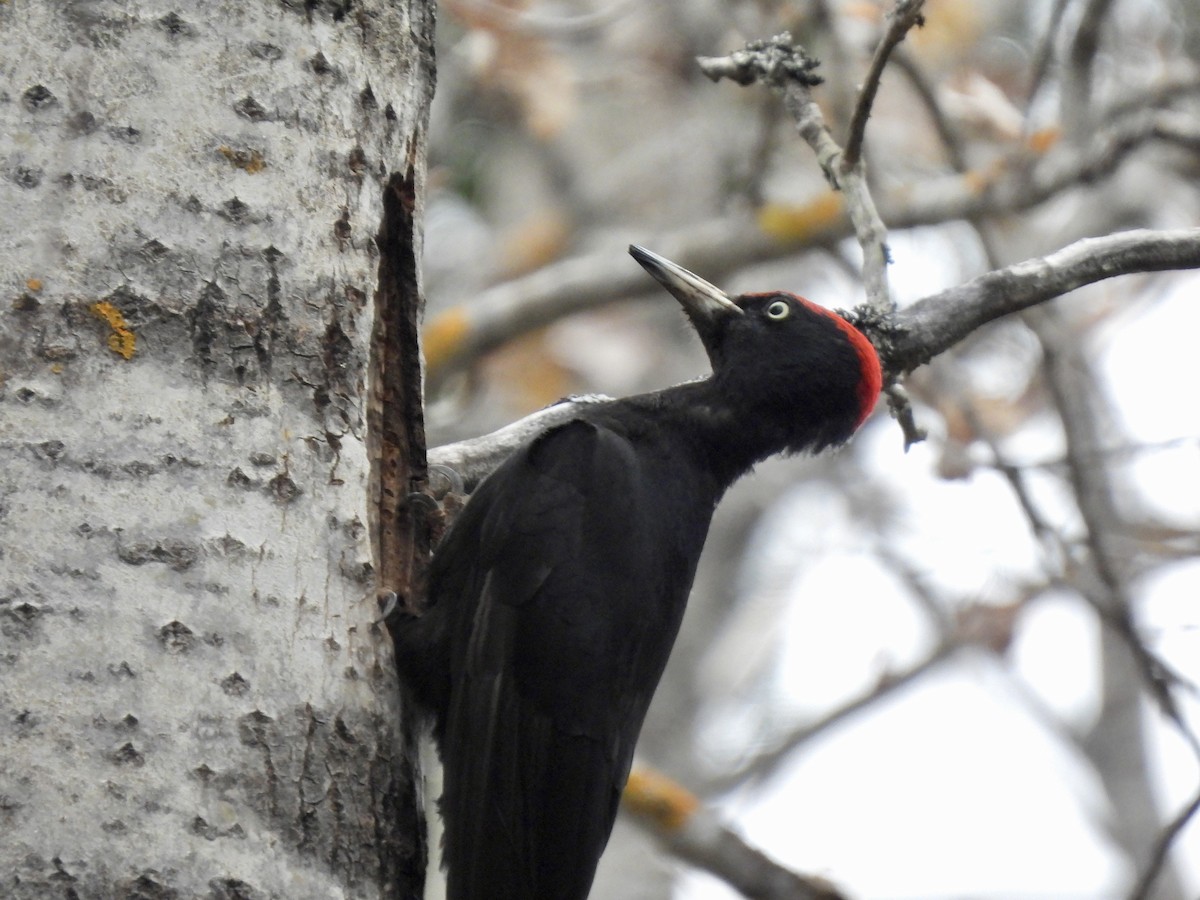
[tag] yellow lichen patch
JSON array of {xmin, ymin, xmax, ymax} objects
[
  {"xmin": 90, "ymin": 301, "xmax": 136, "ymax": 359},
  {"xmin": 422, "ymin": 307, "xmax": 472, "ymax": 374},
  {"xmin": 908, "ymin": 0, "xmax": 985, "ymax": 66},
  {"xmin": 25, "ymin": 278, "xmax": 43, "ymax": 292},
  {"xmin": 218, "ymin": 145, "xmax": 266, "ymax": 174},
  {"xmin": 1026, "ymin": 126, "xmax": 1061, "ymax": 155},
  {"xmin": 487, "ymin": 331, "xmax": 575, "ymax": 411},
  {"xmin": 961, "ymin": 168, "xmax": 991, "ymax": 195},
  {"xmin": 757, "ymin": 191, "xmax": 845, "ymax": 243},
  {"xmin": 496, "ymin": 208, "xmax": 571, "ymax": 280},
  {"xmin": 961, "ymin": 157, "xmax": 1008, "ymax": 196},
  {"xmin": 621, "ymin": 767, "xmax": 699, "ymax": 833}
]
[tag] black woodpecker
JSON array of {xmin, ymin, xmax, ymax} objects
[{"xmin": 391, "ymin": 245, "xmax": 883, "ymax": 900}]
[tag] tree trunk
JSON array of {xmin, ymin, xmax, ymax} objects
[{"xmin": 1, "ymin": 2, "xmax": 436, "ymax": 897}]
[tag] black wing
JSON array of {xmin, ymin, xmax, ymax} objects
[{"xmin": 425, "ymin": 418, "xmax": 699, "ymax": 900}]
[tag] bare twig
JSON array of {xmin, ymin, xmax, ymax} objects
[
  {"xmin": 967, "ymin": 404, "xmax": 1067, "ymax": 562},
  {"xmin": 1041, "ymin": 319, "xmax": 1199, "ymax": 722},
  {"xmin": 444, "ymin": 0, "xmax": 637, "ymax": 38},
  {"xmin": 623, "ymin": 768, "xmax": 848, "ymax": 900},
  {"xmin": 897, "ymin": 108, "xmax": 1191, "ymax": 227},
  {"xmin": 1153, "ymin": 111, "xmax": 1200, "ymax": 152},
  {"xmin": 883, "ymin": 383, "xmax": 927, "ymax": 449},
  {"xmin": 1026, "ymin": 0, "xmax": 1072, "ymax": 109},
  {"xmin": 843, "ymin": 0, "xmax": 926, "ymax": 168},
  {"xmin": 706, "ymin": 642, "xmax": 957, "ymax": 793},
  {"xmin": 697, "ymin": 35, "xmax": 824, "ymax": 88},
  {"xmin": 808, "ymin": 0, "xmax": 856, "ymax": 130},
  {"xmin": 699, "ymin": 35, "xmax": 893, "ymax": 318},
  {"xmin": 1031, "ymin": 305, "xmax": 1198, "ymax": 897},
  {"xmin": 1128, "ymin": 784, "xmax": 1200, "ymax": 900},
  {"xmin": 1064, "ymin": 0, "xmax": 1117, "ymax": 125},
  {"xmin": 888, "ymin": 227, "xmax": 1200, "ymax": 375},
  {"xmin": 428, "ymin": 394, "xmax": 611, "ymax": 491},
  {"xmin": 870, "ymin": 538, "xmax": 954, "ymax": 635},
  {"xmin": 425, "ymin": 99, "xmax": 1195, "ymax": 382},
  {"xmin": 781, "ymin": 90, "xmax": 893, "ymax": 319},
  {"xmin": 1105, "ymin": 66, "xmax": 1200, "ymax": 120},
  {"xmin": 891, "ymin": 48, "xmax": 967, "ymax": 171},
  {"xmin": 425, "ymin": 228, "xmax": 1200, "ymax": 486}
]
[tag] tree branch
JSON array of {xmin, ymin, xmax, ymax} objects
[
  {"xmin": 698, "ymin": 34, "xmax": 895, "ymax": 317},
  {"xmin": 1030, "ymin": 305, "xmax": 1200, "ymax": 897},
  {"xmin": 622, "ymin": 768, "xmax": 848, "ymax": 900},
  {"xmin": 1129, "ymin": 784, "xmax": 1200, "ymax": 900},
  {"xmin": 425, "ymin": 106, "xmax": 1194, "ymax": 381},
  {"xmin": 1064, "ymin": 0, "xmax": 1116, "ymax": 125},
  {"xmin": 885, "ymin": 227, "xmax": 1200, "ymax": 375},
  {"xmin": 423, "ymin": 220, "xmax": 743, "ymax": 383},
  {"xmin": 891, "ymin": 48, "xmax": 967, "ymax": 171},
  {"xmin": 426, "ymin": 227, "xmax": 1200, "ymax": 484},
  {"xmin": 1026, "ymin": 0, "xmax": 1072, "ymax": 108},
  {"xmin": 843, "ymin": 0, "xmax": 926, "ymax": 167},
  {"xmin": 429, "ymin": 394, "xmax": 611, "ymax": 492},
  {"xmin": 779, "ymin": 85, "xmax": 893, "ymax": 319},
  {"xmin": 706, "ymin": 642, "xmax": 957, "ymax": 794}
]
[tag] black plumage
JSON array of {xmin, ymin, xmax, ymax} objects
[{"xmin": 392, "ymin": 246, "xmax": 883, "ymax": 900}]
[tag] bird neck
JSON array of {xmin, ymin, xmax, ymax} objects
[{"xmin": 633, "ymin": 379, "xmax": 800, "ymax": 489}]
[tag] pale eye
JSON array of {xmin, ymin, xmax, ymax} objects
[{"xmin": 765, "ymin": 299, "xmax": 791, "ymax": 320}]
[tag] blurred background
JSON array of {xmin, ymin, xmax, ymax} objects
[{"xmin": 418, "ymin": 1, "xmax": 1200, "ymax": 897}]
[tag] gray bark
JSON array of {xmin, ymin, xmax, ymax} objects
[{"xmin": 0, "ymin": 2, "xmax": 435, "ymax": 897}]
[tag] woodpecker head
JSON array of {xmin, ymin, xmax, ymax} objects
[{"xmin": 630, "ymin": 245, "xmax": 883, "ymax": 451}]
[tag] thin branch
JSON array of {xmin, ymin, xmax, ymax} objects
[
  {"xmin": 425, "ymin": 107, "xmax": 1195, "ymax": 380},
  {"xmin": 808, "ymin": 0, "xmax": 856, "ymax": 130},
  {"xmin": 1128, "ymin": 784, "xmax": 1200, "ymax": 900},
  {"xmin": 1063, "ymin": 0, "xmax": 1116, "ymax": 125},
  {"xmin": 779, "ymin": 84, "xmax": 893, "ymax": 318},
  {"xmin": 424, "ymin": 219, "xmax": 745, "ymax": 383},
  {"xmin": 896, "ymin": 108, "xmax": 1190, "ymax": 227},
  {"xmin": 1105, "ymin": 66, "xmax": 1200, "ymax": 120},
  {"xmin": 882, "ymin": 382, "xmax": 927, "ymax": 449},
  {"xmin": 622, "ymin": 767, "xmax": 848, "ymax": 900},
  {"xmin": 887, "ymin": 227, "xmax": 1200, "ymax": 375},
  {"xmin": 444, "ymin": 0, "xmax": 637, "ymax": 38},
  {"xmin": 424, "ymin": 228, "xmax": 1200, "ymax": 486},
  {"xmin": 843, "ymin": 0, "xmax": 926, "ymax": 168},
  {"xmin": 1040, "ymin": 317, "xmax": 1197, "ymax": 731},
  {"xmin": 1026, "ymin": 0, "xmax": 1072, "ymax": 110},
  {"xmin": 970, "ymin": 411, "xmax": 1068, "ymax": 564},
  {"xmin": 1153, "ymin": 110, "xmax": 1200, "ymax": 153},
  {"xmin": 699, "ymin": 34, "xmax": 893, "ymax": 316},
  {"xmin": 706, "ymin": 642, "xmax": 957, "ymax": 794},
  {"xmin": 1031, "ymin": 305, "xmax": 1198, "ymax": 898},
  {"xmin": 696, "ymin": 36, "xmax": 824, "ymax": 87},
  {"xmin": 891, "ymin": 48, "xmax": 967, "ymax": 171},
  {"xmin": 872, "ymin": 541, "xmax": 954, "ymax": 635},
  {"xmin": 428, "ymin": 394, "xmax": 611, "ymax": 491}
]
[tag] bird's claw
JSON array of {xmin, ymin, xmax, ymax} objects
[
  {"xmin": 376, "ymin": 590, "xmax": 400, "ymax": 623},
  {"xmin": 405, "ymin": 490, "xmax": 440, "ymax": 513},
  {"xmin": 428, "ymin": 464, "xmax": 464, "ymax": 498}
]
